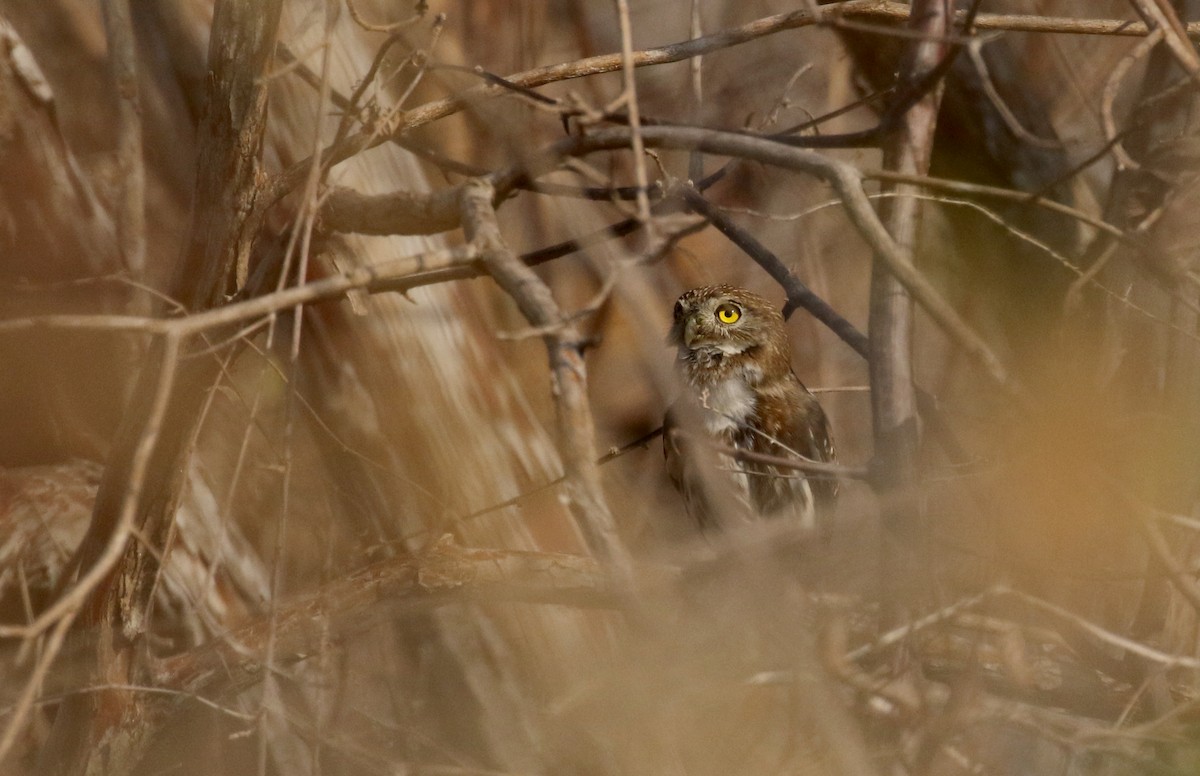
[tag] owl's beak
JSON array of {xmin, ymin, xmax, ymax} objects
[
  {"xmin": 682, "ymin": 318, "xmax": 701, "ymax": 348},
  {"xmin": 665, "ymin": 319, "xmax": 693, "ymax": 348}
]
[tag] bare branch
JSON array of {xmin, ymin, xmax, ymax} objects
[{"xmin": 386, "ymin": 1, "xmax": 1200, "ymax": 136}]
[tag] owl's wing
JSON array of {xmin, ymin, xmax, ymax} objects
[{"xmin": 790, "ymin": 388, "xmax": 839, "ymax": 508}]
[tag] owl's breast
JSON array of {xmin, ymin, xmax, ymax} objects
[{"xmin": 699, "ymin": 376, "xmax": 757, "ymax": 438}]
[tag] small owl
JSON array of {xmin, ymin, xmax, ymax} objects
[{"xmin": 663, "ymin": 285, "xmax": 837, "ymax": 531}]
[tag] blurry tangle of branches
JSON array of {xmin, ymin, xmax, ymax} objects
[{"xmin": 5, "ymin": 1, "xmax": 1200, "ymax": 775}]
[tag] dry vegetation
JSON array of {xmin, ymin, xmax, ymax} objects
[{"xmin": 2, "ymin": 0, "xmax": 1200, "ymax": 773}]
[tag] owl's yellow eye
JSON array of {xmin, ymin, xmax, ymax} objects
[{"xmin": 716, "ymin": 303, "xmax": 741, "ymax": 324}]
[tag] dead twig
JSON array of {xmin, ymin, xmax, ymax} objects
[{"xmin": 999, "ymin": 586, "xmax": 1200, "ymax": 670}]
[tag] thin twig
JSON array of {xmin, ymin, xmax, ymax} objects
[
  {"xmin": 345, "ymin": 0, "xmax": 425, "ymax": 34},
  {"xmin": 667, "ymin": 428, "xmax": 871, "ymax": 480},
  {"xmin": 845, "ymin": 588, "xmax": 995, "ymax": 662},
  {"xmin": 966, "ymin": 36, "xmax": 1062, "ymax": 150}
]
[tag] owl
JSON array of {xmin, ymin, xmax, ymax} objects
[{"xmin": 663, "ymin": 285, "xmax": 838, "ymax": 532}]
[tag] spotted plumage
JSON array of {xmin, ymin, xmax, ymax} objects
[{"xmin": 663, "ymin": 285, "xmax": 838, "ymax": 531}]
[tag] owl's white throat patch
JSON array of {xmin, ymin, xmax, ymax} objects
[{"xmin": 699, "ymin": 376, "xmax": 756, "ymax": 436}]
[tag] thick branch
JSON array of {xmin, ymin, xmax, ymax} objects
[
  {"xmin": 178, "ymin": 0, "xmax": 282, "ymax": 303},
  {"xmin": 320, "ymin": 185, "xmax": 462, "ymax": 235}
]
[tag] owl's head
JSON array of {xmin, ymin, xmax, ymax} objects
[{"xmin": 667, "ymin": 285, "xmax": 788, "ymax": 367}]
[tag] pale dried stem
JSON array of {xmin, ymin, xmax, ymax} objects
[
  {"xmin": 687, "ymin": 0, "xmax": 703, "ymax": 182},
  {"xmin": 1001, "ymin": 586, "xmax": 1200, "ymax": 669}
]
